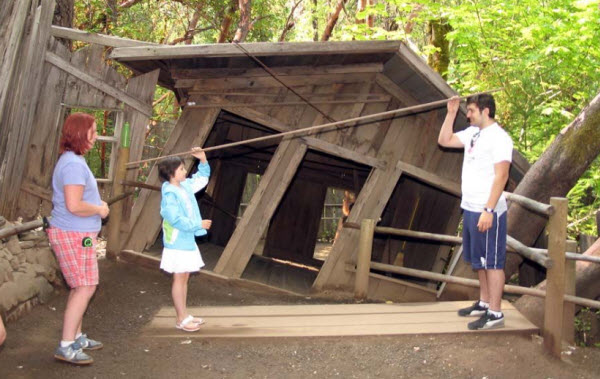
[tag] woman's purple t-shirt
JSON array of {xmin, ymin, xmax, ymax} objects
[{"xmin": 50, "ymin": 151, "xmax": 102, "ymax": 232}]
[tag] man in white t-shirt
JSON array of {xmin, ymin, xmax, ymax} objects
[{"xmin": 438, "ymin": 94, "xmax": 513, "ymax": 330}]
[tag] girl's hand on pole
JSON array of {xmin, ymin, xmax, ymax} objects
[
  {"xmin": 202, "ymin": 220, "xmax": 212, "ymax": 230},
  {"xmin": 191, "ymin": 147, "xmax": 207, "ymax": 163}
]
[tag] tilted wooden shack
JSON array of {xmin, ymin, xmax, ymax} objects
[
  {"xmin": 109, "ymin": 40, "xmax": 528, "ymax": 302},
  {"xmin": 0, "ymin": 2, "xmax": 528, "ymax": 302}
]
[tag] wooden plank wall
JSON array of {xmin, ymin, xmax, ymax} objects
[
  {"xmin": 16, "ymin": 41, "xmax": 134, "ymax": 220},
  {"xmin": 263, "ymin": 177, "xmax": 327, "ymax": 264},
  {"xmin": 0, "ymin": 0, "xmax": 55, "ymax": 220},
  {"xmin": 17, "ymin": 38, "xmax": 71, "ymax": 219},
  {"xmin": 213, "ymin": 138, "xmax": 308, "ymax": 278},
  {"xmin": 116, "ymin": 69, "xmax": 160, "ymax": 236}
]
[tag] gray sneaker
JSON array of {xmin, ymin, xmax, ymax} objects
[
  {"xmin": 76, "ymin": 333, "xmax": 103, "ymax": 351},
  {"xmin": 54, "ymin": 342, "xmax": 94, "ymax": 365}
]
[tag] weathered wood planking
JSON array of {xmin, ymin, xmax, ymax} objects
[
  {"xmin": 313, "ymin": 113, "xmax": 421, "ymax": 291},
  {"xmin": 263, "ymin": 177, "xmax": 327, "ymax": 263},
  {"xmin": 50, "ymin": 25, "xmax": 158, "ymax": 48},
  {"xmin": 144, "ymin": 301, "xmax": 538, "ymax": 338},
  {"xmin": 117, "ymin": 69, "xmax": 160, "ymax": 231},
  {"xmin": 61, "ymin": 44, "xmax": 127, "ymax": 111},
  {"xmin": 172, "ymin": 63, "xmax": 384, "ymax": 80},
  {"xmin": 177, "ymin": 73, "xmax": 377, "ymax": 90},
  {"xmin": 17, "ymin": 38, "xmax": 70, "ymax": 220},
  {"xmin": 109, "ymin": 40, "xmax": 403, "ymax": 61},
  {"xmin": 124, "ymin": 108, "xmax": 220, "ymax": 253},
  {"xmin": 0, "ymin": 0, "xmax": 32, "ymax": 126},
  {"xmin": 205, "ymin": 163, "xmax": 246, "ymax": 247},
  {"xmin": 0, "ymin": 0, "xmax": 54, "ymax": 219},
  {"xmin": 214, "ymin": 138, "xmax": 308, "ymax": 278}
]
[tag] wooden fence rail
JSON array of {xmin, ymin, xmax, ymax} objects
[{"xmin": 353, "ymin": 196, "xmax": 599, "ymax": 358}]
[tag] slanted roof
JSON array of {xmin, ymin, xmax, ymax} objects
[{"xmin": 109, "ymin": 41, "xmax": 462, "ymax": 117}]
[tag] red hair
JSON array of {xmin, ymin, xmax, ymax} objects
[{"xmin": 59, "ymin": 113, "xmax": 96, "ymax": 155}]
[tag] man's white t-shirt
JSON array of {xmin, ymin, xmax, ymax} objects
[{"xmin": 455, "ymin": 123, "xmax": 513, "ymax": 215}]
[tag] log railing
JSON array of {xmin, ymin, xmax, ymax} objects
[{"xmin": 350, "ymin": 194, "xmax": 600, "ymax": 358}]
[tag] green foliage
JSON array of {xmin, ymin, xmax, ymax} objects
[{"xmin": 575, "ymin": 307, "xmax": 600, "ymax": 347}]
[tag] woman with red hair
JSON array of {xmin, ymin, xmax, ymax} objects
[{"xmin": 46, "ymin": 113, "xmax": 109, "ymax": 365}]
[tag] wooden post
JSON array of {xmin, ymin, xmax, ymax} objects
[
  {"xmin": 562, "ymin": 240, "xmax": 577, "ymax": 345},
  {"xmin": 106, "ymin": 122, "xmax": 131, "ymax": 260},
  {"xmin": 354, "ymin": 219, "xmax": 375, "ymax": 300},
  {"xmin": 543, "ymin": 197, "xmax": 568, "ymax": 358}
]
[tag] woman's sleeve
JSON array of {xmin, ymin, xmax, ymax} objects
[{"xmin": 160, "ymin": 192, "xmax": 201, "ymax": 232}]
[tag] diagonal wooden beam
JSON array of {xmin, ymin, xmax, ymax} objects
[
  {"xmin": 51, "ymin": 25, "xmax": 157, "ymax": 48},
  {"xmin": 45, "ymin": 51, "xmax": 152, "ymax": 117},
  {"xmin": 214, "ymin": 138, "xmax": 308, "ymax": 278},
  {"xmin": 395, "ymin": 160, "xmax": 461, "ymax": 197}
]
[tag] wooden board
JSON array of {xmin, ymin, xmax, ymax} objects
[
  {"xmin": 0, "ymin": 0, "xmax": 54, "ymax": 219},
  {"xmin": 118, "ymin": 69, "xmax": 160, "ymax": 231},
  {"xmin": 109, "ymin": 40, "xmax": 403, "ymax": 61},
  {"xmin": 263, "ymin": 177, "xmax": 326, "ymax": 263},
  {"xmin": 143, "ymin": 301, "xmax": 539, "ymax": 338},
  {"xmin": 213, "ymin": 138, "xmax": 308, "ymax": 278},
  {"xmin": 16, "ymin": 38, "xmax": 70, "ymax": 220}
]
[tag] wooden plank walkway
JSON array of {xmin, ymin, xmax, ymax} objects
[{"xmin": 143, "ymin": 301, "xmax": 539, "ymax": 338}]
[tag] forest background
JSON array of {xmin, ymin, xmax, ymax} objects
[{"xmin": 68, "ymin": 0, "xmax": 600, "ymax": 239}]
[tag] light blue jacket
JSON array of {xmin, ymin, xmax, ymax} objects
[{"xmin": 160, "ymin": 162, "xmax": 210, "ymax": 250}]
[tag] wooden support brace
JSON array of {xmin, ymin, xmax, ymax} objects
[
  {"xmin": 543, "ymin": 197, "xmax": 568, "ymax": 358},
  {"xmin": 354, "ymin": 219, "xmax": 375, "ymax": 300},
  {"xmin": 562, "ymin": 240, "xmax": 577, "ymax": 345},
  {"xmin": 45, "ymin": 51, "xmax": 152, "ymax": 117},
  {"xmin": 214, "ymin": 138, "xmax": 307, "ymax": 278},
  {"xmin": 51, "ymin": 25, "xmax": 157, "ymax": 48}
]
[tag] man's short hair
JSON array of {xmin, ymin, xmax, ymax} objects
[
  {"xmin": 467, "ymin": 93, "xmax": 496, "ymax": 118},
  {"xmin": 158, "ymin": 156, "xmax": 184, "ymax": 182}
]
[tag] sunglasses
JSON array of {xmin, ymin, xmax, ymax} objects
[{"xmin": 470, "ymin": 131, "xmax": 481, "ymax": 148}]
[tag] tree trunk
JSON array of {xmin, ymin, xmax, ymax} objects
[
  {"xmin": 218, "ymin": 2, "xmax": 237, "ymax": 43},
  {"xmin": 312, "ymin": 0, "xmax": 318, "ymax": 41},
  {"xmin": 356, "ymin": 0, "xmax": 366, "ymax": 24},
  {"xmin": 279, "ymin": 0, "xmax": 302, "ymax": 42},
  {"xmin": 515, "ymin": 238, "xmax": 600, "ymax": 327},
  {"xmin": 505, "ymin": 91, "xmax": 600, "ymax": 277},
  {"xmin": 53, "ymin": 0, "xmax": 73, "ymax": 27},
  {"xmin": 443, "ymin": 91, "xmax": 600, "ymax": 300},
  {"xmin": 53, "ymin": 0, "xmax": 73, "ymax": 48},
  {"xmin": 169, "ymin": 10, "xmax": 201, "ymax": 45},
  {"xmin": 321, "ymin": 0, "xmax": 347, "ymax": 41},
  {"xmin": 427, "ymin": 19, "xmax": 451, "ymax": 80},
  {"xmin": 232, "ymin": 0, "xmax": 251, "ymax": 43}
]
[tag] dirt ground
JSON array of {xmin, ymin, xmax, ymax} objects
[{"xmin": 1, "ymin": 259, "xmax": 599, "ymax": 379}]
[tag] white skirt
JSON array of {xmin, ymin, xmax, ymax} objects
[{"xmin": 160, "ymin": 246, "xmax": 205, "ymax": 273}]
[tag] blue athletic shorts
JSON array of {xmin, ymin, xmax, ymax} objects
[{"xmin": 462, "ymin": 210, "xmax": 507, "ymax": 270}]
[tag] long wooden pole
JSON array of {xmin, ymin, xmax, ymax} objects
[
  {"xmin": 126, "ymin": 89, "xmax": 501, "ymax": 167},
  {"xmin": 366, "ymin": 261, "xmax": 600, "ymax": 309},
  {"xmin": 504, "ymin": 191, "xmax": 554, "ymax": 217},
  {"xmin": 344, "ymin": 222, "xmax": 600, "ymax": 264}
]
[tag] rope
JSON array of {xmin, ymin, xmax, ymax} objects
[{"xmin": 126, "ymin": 89, "xmax": 501, "ymax": 167}]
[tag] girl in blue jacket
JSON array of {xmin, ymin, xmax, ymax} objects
[{"xmin": 157, "ymin": 148, "xmax": 212, "ymax": 332}]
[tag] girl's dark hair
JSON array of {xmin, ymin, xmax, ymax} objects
[{"xmin": 158, "ymin": 157, "xmax": 184, "ymax": 182}]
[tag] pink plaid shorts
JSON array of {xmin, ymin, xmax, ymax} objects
[{"xmin": 47, "ymin": 227, "xmax": 99, "ymax": 288}]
